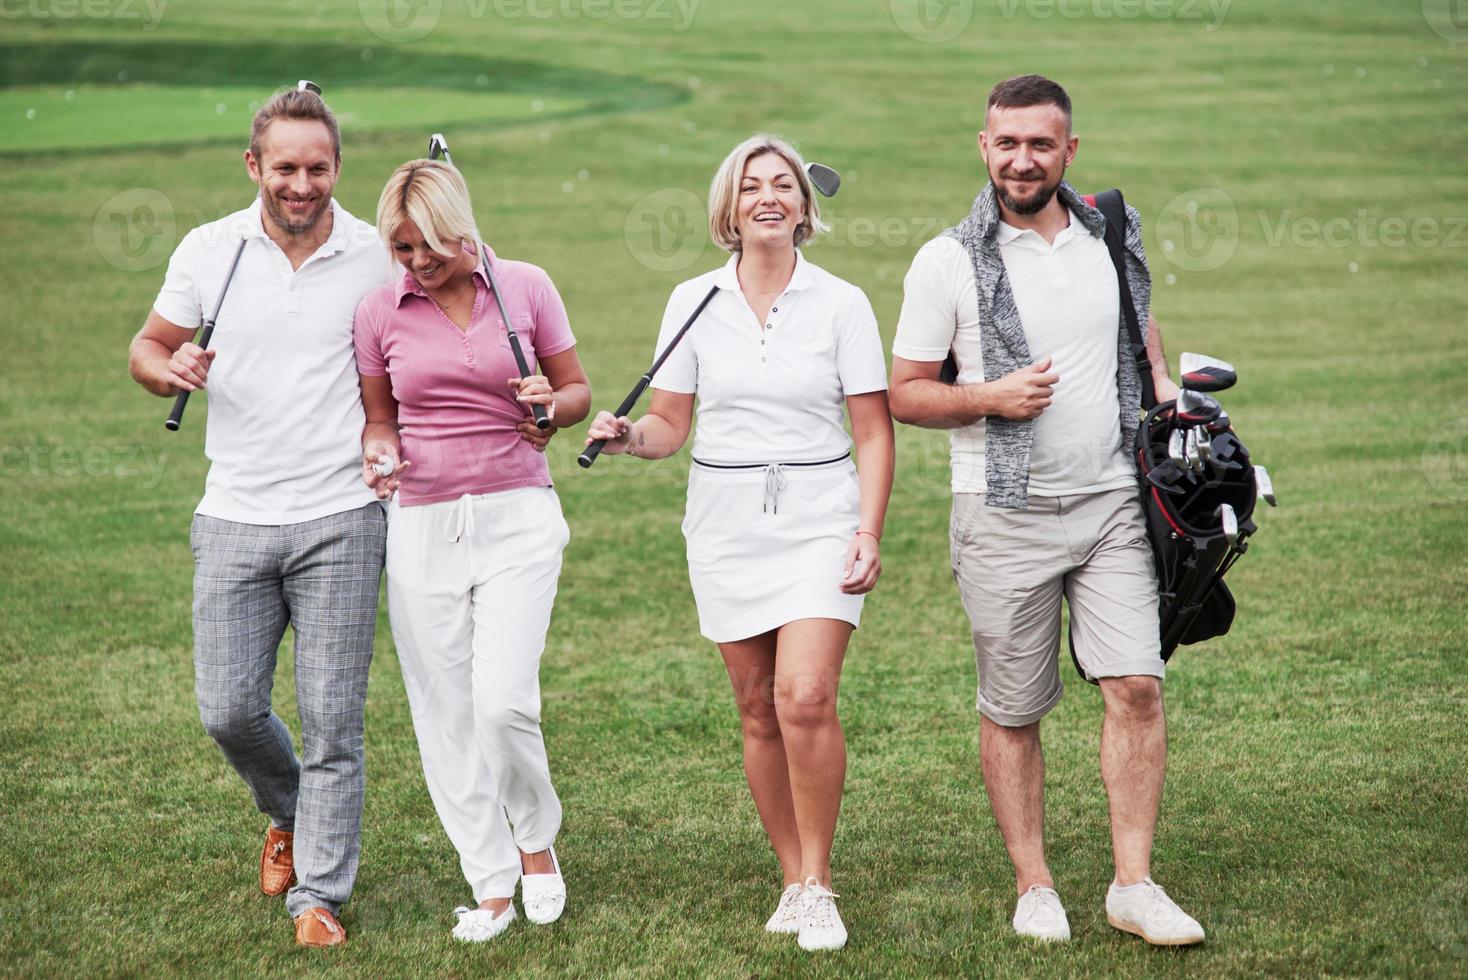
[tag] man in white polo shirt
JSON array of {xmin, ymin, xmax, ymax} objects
[
  {"xmin": 889, "ymin": 75, "xmax": 1206, "ymax": 947},
  {"xmin": 127, "ymin": 86, "xmax": 392, "ymax": 948}
]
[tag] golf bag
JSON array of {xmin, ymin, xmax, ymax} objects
[{"xmin": 1066, "ymin": 189, "xmax": 1260, "ymax": 681}]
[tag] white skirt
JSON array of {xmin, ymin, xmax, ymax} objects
[{"xmin": 682, "ymin": 456, "xmax": 864, "ymax": 642}]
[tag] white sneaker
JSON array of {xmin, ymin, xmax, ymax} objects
[
  {"xmin": 797, "ymin": 877, "xmax": 847, "ymax": 951},
  {"xmin": 451, "ymin": 904, "xmax": 516, "ymax": 942},
  {"xmin": 1012, "ymin": 885, "xmax": 1071, "ymax": 941},
  {"xmin": 1106, "ymin": 878, "xmax": 1205, "ymax": 946},
  {"xmin": 764, "ymin": 883, "xmax": 803, "ymax": 934},
  {"xmin": 520, "ymin": 846, "xmax": 566, "ymax": 925}
]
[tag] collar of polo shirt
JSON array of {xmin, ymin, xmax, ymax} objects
[
  {"xmin": 392, "ymin": 241, "xmax": 495, "ymax": 308},
  {"xmin": 229, "ymin": 196, "xmax": 350, "ymax": 257},
  {"xmin": 712, "ymin": 248, "xmax": 818, "ymax": 294}
]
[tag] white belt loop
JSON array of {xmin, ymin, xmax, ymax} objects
[
  {"xmin": 762, "ymin": 463, "xmax": 787, "ymax": 515},
  {"xmin": 449, "ymin": 492, "xmax": 476, "ymax": 543}
]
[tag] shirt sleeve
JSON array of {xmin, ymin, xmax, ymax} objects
[
  {"xmin": 892, "ymin": 236, "xmax": 964, "ymax": 362},
  {"xmin": 530, "ymin": 267, "xmax": 577, "ymax": 360},
  {"xmin": 649, "ymin": 283, "xmax": 700, "ymax": 394},
  {"xmin": 151, "ymin": 227, "xmax": 204, "ymax": 328},
  {"xmin": 836, "ymin": 287, "xmax": 889, "ymax": 395},
  {"xmin": 352, "ymin": 294, "xmax": 387, "ymax": 377}
]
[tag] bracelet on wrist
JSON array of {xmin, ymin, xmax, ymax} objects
[{"xmin": 856, "ymin": 529, "xmax": 880, "ymax": 542}]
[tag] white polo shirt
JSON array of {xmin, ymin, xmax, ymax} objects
[
  {"xmin": 893, "ymin": 216, "xmax": 1135, "ymax": 496},
  {"xmin": 651, "ymin": 250, "xmax": 888, "ymax": 465},
  {"xmin": 153, "ymin": 198, "xmax": 393, "ymax": 524}
]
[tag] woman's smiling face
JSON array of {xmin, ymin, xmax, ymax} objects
[{"xmin": 735, "ymin": 151, "xmax": 806, "ymax": 250}]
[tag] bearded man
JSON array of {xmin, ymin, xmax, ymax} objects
[{"xmin": 887, "ymin": 74, "xmax": 1205, "ymax": 947}]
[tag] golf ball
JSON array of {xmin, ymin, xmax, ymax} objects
[{"xmin": 373, "ymin": 455, "xmax": 395, "ymax": 478}]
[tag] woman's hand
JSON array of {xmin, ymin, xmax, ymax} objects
[
  {"xmin": 585, "ymin": 410, "xmax": 634, "ymax": 455},
  {"xmin": 840, "ymin": 531, "xmax": 882, "ymax": 595},
  {"xmin": 362, "ymin": 446, "xmax": 410, "ymax": 500},
  {"xmin": 517, "ymin": 418, "xmax": 557, "ymax": 452},
  {"xmin": 509, "ymin": 374, "xmax": 556, "ymax": 422}
]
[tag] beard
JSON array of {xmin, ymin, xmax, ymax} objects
[
  {"xmin": 993, "ymin": 166, "xmax": 1064, "ymax": 216},
  {"xmin": 261, "ymin": 190, "xmax": 331, "ymax": 236}
]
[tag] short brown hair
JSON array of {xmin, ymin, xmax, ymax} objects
[
  {"xmin": 986, "ymin": 74, "xmax": 1072, "ymax": 129},
  {"xmin": 249, "ymin": 88, "xmax": 341, "ymax": 163}
]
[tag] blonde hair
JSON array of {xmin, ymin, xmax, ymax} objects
[
  {"xmin": 707, "ymin": 134, "xmax": 828, "ymax": 252},
  {"xmin": 375, "ymin": 159, "xmax": 480, "ymax": 256}
]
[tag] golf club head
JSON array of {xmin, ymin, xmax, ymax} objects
[
  {"xmin": 1176, "ymin": 389, "xmax": 1222, "ymax": 426},
  {"xmin": 297, "ymin": 79, "xmax": 322, "ymax": 95},
  {"xmin": 1185, "ymin": 429, "xmax": 1203, "ymax": 472},
  {"xmin": 1168, "ymin": 429, "xmax": 1187, "ymax": 467},
  {"xmin": 1218, "ymin": 503, "xmax": 1239, "ymax": 546},
  {"xmin": 1206, "ymin": 411, "xmax": 1231, "ymax": 436},
  {"xmin": 1255, "ymin": 464, "xmax": 1278, "ymax": 506},
  {"xmin": 1180, "ymin": 352, "xmax": 1237, "ymax": 393},
  {"xmin": 805, "ymin": 162, "xmax": 841, "ymax": 198},
  {"xmin": 1197, "ymin": 429, "xmax": 1215, "ymax": 465},
  {"xmin": 428, "ymin": 132, "xmax": 451, "ymax": 164}
]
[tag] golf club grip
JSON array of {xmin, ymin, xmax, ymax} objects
[
  {"xmin": 164, "ymin": 319, "xmax": 217, "ymax": 430},
  {"xmin": 479, "ymin": 251, "xmax": 551, "ymax": 430},
  {"xmin": 165, "ymin": 238, "xmax": 247, "ymax": 431},
  {"xmin": 578, "ymin": 376, "xmax": 653, "ymax": 468}
]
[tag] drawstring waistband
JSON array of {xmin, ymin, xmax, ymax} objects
[
  {"xmin": 691, "ymin": 452, "xmax": 851, "ymax": 516},
  {"xmin": 763, "ymin": 464, "xmax": 787, "ymax": 514},
  {"xmin": 449, "ymin": 493, "xmax": 475, "ymax": 543}
]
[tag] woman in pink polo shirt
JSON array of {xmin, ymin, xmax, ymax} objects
[{"xmin": 352, "ymin": 159, "xmax": 590, "ymax": 943}]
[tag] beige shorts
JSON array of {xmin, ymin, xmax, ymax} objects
[{"xmin": 950, "ymin": 486, "xmax": 1163, "ymax": 727}]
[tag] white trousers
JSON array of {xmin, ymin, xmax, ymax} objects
[{"xmin": 386, "ymin": 486, "xmax": 569, "ymax": 900}]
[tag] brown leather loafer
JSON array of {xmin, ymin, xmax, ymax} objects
[
  {"xmin": 260, "ymin": 826, "xmax": 296, "ymax": 897},
  {"xmin": 294, "ymin": 907, "xmax": 347, "ymax": 948}
]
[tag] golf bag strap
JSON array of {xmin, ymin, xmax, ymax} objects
[{"xmin": 1085, "ymin": 189, "xmax": 1157, "ymax": 411}]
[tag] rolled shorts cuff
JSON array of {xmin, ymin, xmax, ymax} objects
[
  {"xmin": 1083, "ymin": 658, "xmax": 1166, "ymax": 682},
  {"xmin": 976, "ymin": 680, "xmax": 1064, "ymax": 728}
]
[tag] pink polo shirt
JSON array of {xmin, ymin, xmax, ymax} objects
[{"xmin": 353, "ymin": 245, "xmax": 577, "ymax": 506}]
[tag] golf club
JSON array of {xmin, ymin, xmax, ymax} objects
[
  {"xmin": 1168, "ymin": 428, "xmax": 1187, "ymax": 467},
  {"xmin": 577, "ymin": 283, "xmax": 721, "ymax": 468},
  {"xmin": 1180, "ymin": 351, "xmax": 1237, "ymax": 393},
  {"xmin": 1176, "ymin": 390, "xmax": 1222, "ymax": 427},
  {"xmin": 1218, "ymin": 502, "xmax": 1239, "ymax": 546},
  {"xmin": 297, "ymin": 79, "xmax": 322, "ymax": 94},
  {"xmin": 165, "ymin": 237, "xmax": 247, "ymax": 431},
  {"xmin": 426, "ymin": 132, "xmax": 551, "ymax": 431},
  {"xmin": 805, "ymin": 162, "xmax": 841, "ymax": 198},
  {"xmin": 1255, "ymin": 464, "xmax": 1278, "ymax": 506}
]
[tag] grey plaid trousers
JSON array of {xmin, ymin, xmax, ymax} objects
[{"xmin": 190, "ymin": 502, "xmax": 386, "ymax": 918}]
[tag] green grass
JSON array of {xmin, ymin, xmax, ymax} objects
[{"xmin": 2, "ymin": 1, "xmax": 1466, "ymax": 976}]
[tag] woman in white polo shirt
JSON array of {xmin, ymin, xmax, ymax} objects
[{"xmin": 586, "ymin": 134, "xmax": 893, "ymax": 952}]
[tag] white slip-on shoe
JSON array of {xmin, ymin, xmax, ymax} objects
[
  {"xmin": 1106, "ymin": 878, "xmax": 1205, "ymax": 946},
  {"xmin": 520, "ymin": 846, "xmax": 566, "ymax": 925},
  {"xmin": 797, "ymin": 877, "xmax": 847, "ymax": 951},
  {"xmin": 764, "ymin": 883, "xmax": 803, "ymax": 934},
  {"xmin": 451, "ymin": 904, "xmax": 516, "ymax": 942},
  {"xmin": 1012, "ymin": 885, "xmax": 1071, "ymax": 941}
]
